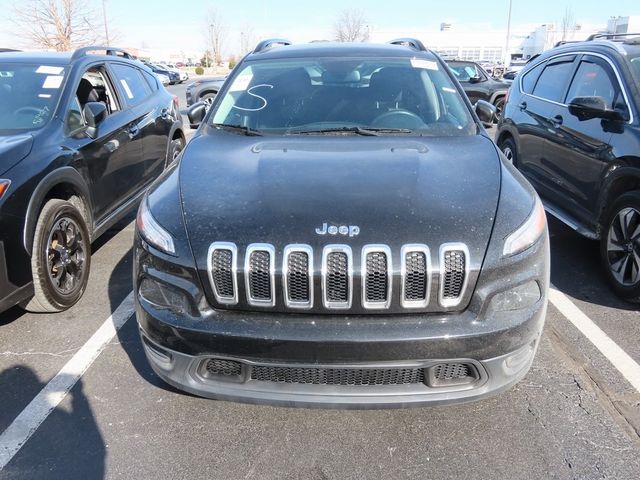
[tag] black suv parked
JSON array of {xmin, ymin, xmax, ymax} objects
[
  {"xmin": 446, "ymin": 60, "xmax": 511, "ymax": 118},
  {"xmin": 185, "ymin": 77, "xmax": 226, "ymax": 109},
  {"xmin": 134, "ymin": 38, "xmax": 550, "ymax": 408},
  {"xmin": 0, "ymin": 46, "xmax": 185, "ymax": 313},
  {"xmin": 497, "ymin": 34, "xmax": 640, "ymax": 300}
]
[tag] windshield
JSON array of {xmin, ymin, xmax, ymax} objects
[
  {"xmin": 211, "ymin": 56, "xmax": 476, "ymax": 136},
  {"xmin": 0, "ymin": 63, "xmax": 66, "ymax": 133}
]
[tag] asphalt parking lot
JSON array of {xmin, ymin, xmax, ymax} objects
[{"xmin": 1, "ymin": 81, "xmax": 639, "ymax": 480}]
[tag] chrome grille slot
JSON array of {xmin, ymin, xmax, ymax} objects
[
  {"xmin": 362, "ymin": 245, "xmax": 392, "ymax": 309},
  {"xmin": 283, "ymin": 245, "xmax": 313, "ymax": 309},
  {"xmin": 439, "ymin": 244, "xmax": 469, "ymax": 307},
  {"xmin": 245, "ymin": 244, "xmax": 275, "ymax": 307},
  {"xmin": 322, "ymin": 245, "xmax": 353, "ymax": 309},
  {"xmin": 401, "ymin": 245, "xmax": 431, "ymax": 308},
  {"xmin": 207, "ymin": 242, "xmax": 238, "ymax": 305}
]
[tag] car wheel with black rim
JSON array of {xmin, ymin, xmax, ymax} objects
[
  {"xmin": 498, "ymin": 136, "xmax": 517, "ymax": 165},
  {"xmin": 25, "ymin": 198, "xmax": 91, "ymax": 312},
  {"xmin": 601, "ymin": 192, "xmax": 640, "ymax": 302},
  {"xmin": 200, "ymin": 92, "xmax": 217, "ymax": 111},
  {"xmin": 493, "ymin": 97, "xmax": 505, "ymax": 122},
  {"xmin": 166, "ymin": 137, "xmax": 185, "ymax": 167}
]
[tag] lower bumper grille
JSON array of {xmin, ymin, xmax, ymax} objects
[{"xmin": 251, "ymin": 365, "xmax": 426, "ymax": 386}]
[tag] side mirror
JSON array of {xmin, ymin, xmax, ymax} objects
[
  {"xmin": 187, "ymin": 102, "xmax": 207, "ymax": 129},
  {"xmin": 469, "ymin": 75, "xmax": 482, "ymax": 84},
  {"xmin": 82, "ymin": 102, "xmax": 107, "ymax": 138},
  {"xmin": 568, "ymin": 96, "xmax": 624, "ymax": 122},
  {"xmin": 475, "ymin": 99, "xmax": 496, "ymax": 127}
]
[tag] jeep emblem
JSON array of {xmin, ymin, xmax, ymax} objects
[{"xmin": 315, "ymin": 222, "xmax": 360, "ymax": 237}]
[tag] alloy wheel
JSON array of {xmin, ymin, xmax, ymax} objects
[
  {"xmin": 606, "ymin": 207, "xmax": 640, "ymax": 286},
  {"xmin": 46, "ymin": 216, "xmax": 86, "ymax": 295}
]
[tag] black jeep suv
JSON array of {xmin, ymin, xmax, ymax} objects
[
  {"xmin": 0, "ymin": 46, "xmax": 185, "ymax": 313},
  {"xmin": 497, "ymin": 34, "xmax": 640, "ymax": 300},
  {"xmin": 134, "ymin": 39, "xmax": 549, "ymax": 408},
  {"xmin": 446, "ymin": 60, "xmax": 511, "ymax": 118}
]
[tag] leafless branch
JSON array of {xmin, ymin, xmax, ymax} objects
[
  {"xmin": 205, "ymin": 7, "xmax": 226, "ymax": 65},
  {"xmin": 11, "ymin": 0, "xmax": 105, "ymax": 51},
  {"xmin": 334, "ymin": 9, "xmax": 370, "ymax": 43}
]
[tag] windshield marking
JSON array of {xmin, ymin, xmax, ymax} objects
[{"xmin": 231, "ymin": 84, "xmax": 273, "ymax": 112}]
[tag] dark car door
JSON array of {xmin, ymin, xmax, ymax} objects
[
  {"xmin": 65, "ymin": 65, "xmax": 142, "ymax": 223},
  {"xmin": 515, "ymin": 55, "xmax": 577, "ymax": 196},
  {"xmin": 544, "ymin": 54, "xmax": 629, "ymax": 222},
  {"xmin": 448, "ymin": 62, "xmax": 491, "ymax": 104},
  {"xmin": 107, "ymin": 62, "xmax": 158, "ymax": 199}
]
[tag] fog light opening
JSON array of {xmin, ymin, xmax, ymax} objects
[
  {"xmin": 142, "ymin": 336, "xmax": 173, "ymax": 368},
  {"xmin": 503, "ymin": 343, "xmax": 535, "ymax": 374},
  {"xmin": 139, "ymin": 278, "xmax": 188, "ymax": 313},
  {"xmin": 426, "ymin": 362, "xmax": 479, "ymax": 388}
]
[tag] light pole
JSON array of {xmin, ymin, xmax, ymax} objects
[
  {"xmin": 504, "ymin": 0, "xmax": 513, "ymax": 67},
  {"xmin": 102, "ymin": 0, "xmax": 110, "ymax": 45}
]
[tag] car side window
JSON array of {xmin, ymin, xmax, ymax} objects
[
  {"xmin": 532, "ymin": 57, "xmax": 576, "ymax": 103},
  {"xmin": 110, "ymin": 63, "xmax": 151, "ymax": 105},
  {"xmin": 565, "ymin": 58, "xmax": 622, "ymax": 110},
  {"xmin": 66, "ymin": 96, "xmax": 85, "ymax": 134},
  {"xmin": 521, "ymin": 62, "xmax": 545, "ymax": 94},
  {"xmin": 142, "ymin": 70, "xmax": 159, "ymax": 91}
]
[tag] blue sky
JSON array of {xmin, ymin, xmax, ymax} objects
[{"xmin": 1, "ymin": 0, "xmax": 638, "ymax": 54}]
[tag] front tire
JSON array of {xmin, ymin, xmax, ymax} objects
[
  {"xmin": 493, "ymin": 97, "xmax": 505, "ymax": 123},
  {"xmin": 166, "ymin": 137, "xmax": 185, "ymax": 167},
  {"xmin": 600, "ymin": 192, "xmax": 640, "ymax": 302},
  {"xmin": 24, "ymin": 199, "xmax": 91, "ymax": 313},
  {"xmin": 498, "ymin": 136, "xmax": 517, "ymax": 165}
]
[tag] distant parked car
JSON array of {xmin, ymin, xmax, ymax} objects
[
  {"xmin": 446, "ymin": 60, "xmax": 511, "ymax": 119},
  {"xmin": 147, "ymin": 63, "xmax": 179, "ymax": 85},
  {"xmin": 185, "ymin": 76, "xmax": 226, "ymax": 108},
  {"xmin": 155, "ymin": 72, "xmax": 170, "ymax": 86},
  {"xmin": 497, "ymin": 34, "xmax": 640, "ymax": 300},
  {"xmin": 157, "ymin": 63, "xmax": 188, "ymax": 83},
  {"xmin": 0, "ymin": 46, "xmax": 185, "ymax": 313}
]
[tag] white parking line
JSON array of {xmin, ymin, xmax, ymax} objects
[
  {"xmin": 0, "ymin": 292, "xmax": 135, "ymax": 470},
  {"xmin": 549, "ymin": 285, "xmax": 640, "ymax": 393}
]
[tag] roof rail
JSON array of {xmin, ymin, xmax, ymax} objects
[
  {"xmin": 71, "ymin": 46, "xmax": 134, "ymax": 61},
  {"xmin": 388, "ymin": 38, "xmax": 427, "ymax": 52},
  {"xmin": 253, "ymin": 38, "xmax": 292, "ymax": 54},
  {"xmin": 554, "ymin": 40, "xmax": 581, "ymax": 47},
  {"xmin": 587, "ymin": 32, "xmax": 640, "ymax": 41},
  {"xmin": 0, "ymin": 48, "xmax": 21, "ymax": 53}
]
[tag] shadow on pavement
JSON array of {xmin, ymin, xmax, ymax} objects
[
  {"xmin": 0, "ymin": 366, "xmax": 105, "ymax": 479},
  {"xmin": 548, "ymin": 216, "xmax": 637, "ymax": 311}
]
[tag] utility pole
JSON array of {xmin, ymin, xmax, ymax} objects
[
  {"xmin": 102, "ymin": 0, "xmax": 110, "ymax": 45},
  {"xmin": 504, "ymin": 0, "xmax": 512, "ymax": 67}
]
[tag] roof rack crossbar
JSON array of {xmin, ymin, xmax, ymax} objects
[
  {"xmin": 71, "ymin": 46, "xmax": 134, "ymax": 61},
  {"xmin": 253, "ymin": 38, "xmax": 292, "ymax": 54},
  {"xmin": 587, "ymin": 32, "xmax": 640, "ymax": 41},
  {"xmin": 388, "ymin": 38, "xmax": 427, "ymax": 52}
]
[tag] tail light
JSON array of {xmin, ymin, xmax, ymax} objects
[
  {"xmin": 172, "ymin": 95, "xmax": 179, "ymax": 109},
  {"xmin": 0, "ymin": 180, "xmax": 10, "ymax": 200}
]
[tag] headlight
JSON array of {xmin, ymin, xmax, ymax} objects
[
  {"xmin": 503, "ymin": 196, "xmax": 546, "ymax": 256},
  {"xmin": 136, "ymin": 197, "xmax": 176, "ymax": 255},
  {"xmin": 0, "ymin": 179, "xmax": 10, "ymax": 200}
]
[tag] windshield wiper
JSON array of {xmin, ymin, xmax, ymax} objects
[
  {"xmin": 288, "ymin": 126, "xmax": 413, "ymax": 136},
  {"xmin": 212, "ymin": 123, "xmax": 263, "ymax": 136}
]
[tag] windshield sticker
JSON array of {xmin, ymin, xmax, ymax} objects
[
  {"xmin": 231, "ymin": 84, "xmax": 273, "ymax": 112},
  {"xmin": 42, "ymin": 75, "xmax": 63, "ymax": 89},
  {"xmin": 442, "ymin": 87, "xmax": 456, "ymax": 93},
  {"xmin": 411, "ymin": 59, "xmax": 438, "ymax": 71},
  {"xmin": 230, "ymin": 74, "xmax": 253, "ymax": 92},
  {"xmin": 120, "ymin": 79, "xmax": 134, "ymax": 99},
  {"xmin": 36, "ymin": 65, "xmax": 64, "ymax": 75},
  {"xmin": 38, "ymin": 93, "xmax": 52, "ymax": 98}
]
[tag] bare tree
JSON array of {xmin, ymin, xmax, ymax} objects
[
  {"xmin": 334, "ymin": 9, "xmax": 370, "ymax": 43},
  {"xmin": 239, "ymin": 23, "xmax": 256, "ymax": 56},
  {"xmin": 560, "ymin": 6, "xmax": 576, "ymax": 42},
  {"xmin": 205, "ymin": 7, "xmax": 226, "ymax": 65},
  {"xmin": 11, "ymin": 0, "xmax": 104, "ymax": 51}
]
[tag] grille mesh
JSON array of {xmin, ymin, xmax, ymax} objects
[
  {"xmin": 248, "ymin": 250, "xmax": 272, "ymax": 300},
  {"xmin": 404, "ymin": 251, "xmax": 427, "ymax": 301},
  {"xmin": 287, "ymin": 251, "xmax": 310, "ymax": 302},
  {"xmin": 205, "ymin": 358, "xmax": 242, "ymax": 377},
  {"xmin": 251, "ymin": 365, "xmax": 426, "ymax": 385},
  {"xmin": 443, "ymin": 250, "xmax": 465, "ymax": 299},
  {"xmin": 211, "ymin": 249, "xmax": 234, "ymax": 298},
  {"xmin": 433, "ymin": 363, "xmax": 470, "ymax": 380},
  {"xmin": 365, "ymin": 252, "xmax": 388, "ymax": 302},
  {"xmin": 326, "ymin": 252, "xmax": 349, "ymax": 302}
]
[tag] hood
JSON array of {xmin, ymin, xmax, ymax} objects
[
  {"xmin": 0, "ymin": 134, "xmax": 33, "ymax": 176},
  {"xmin": 180, "ymin": 132, "xmax": 501, "ymax": 313}
]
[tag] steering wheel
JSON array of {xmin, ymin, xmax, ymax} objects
[
  {"xmin": 13, "ymin": 106, "xmax": 42, "ymax": 116},
  {"xmin": 371, "ymin": 109, "xmax": 426, "ymax": 129}
]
